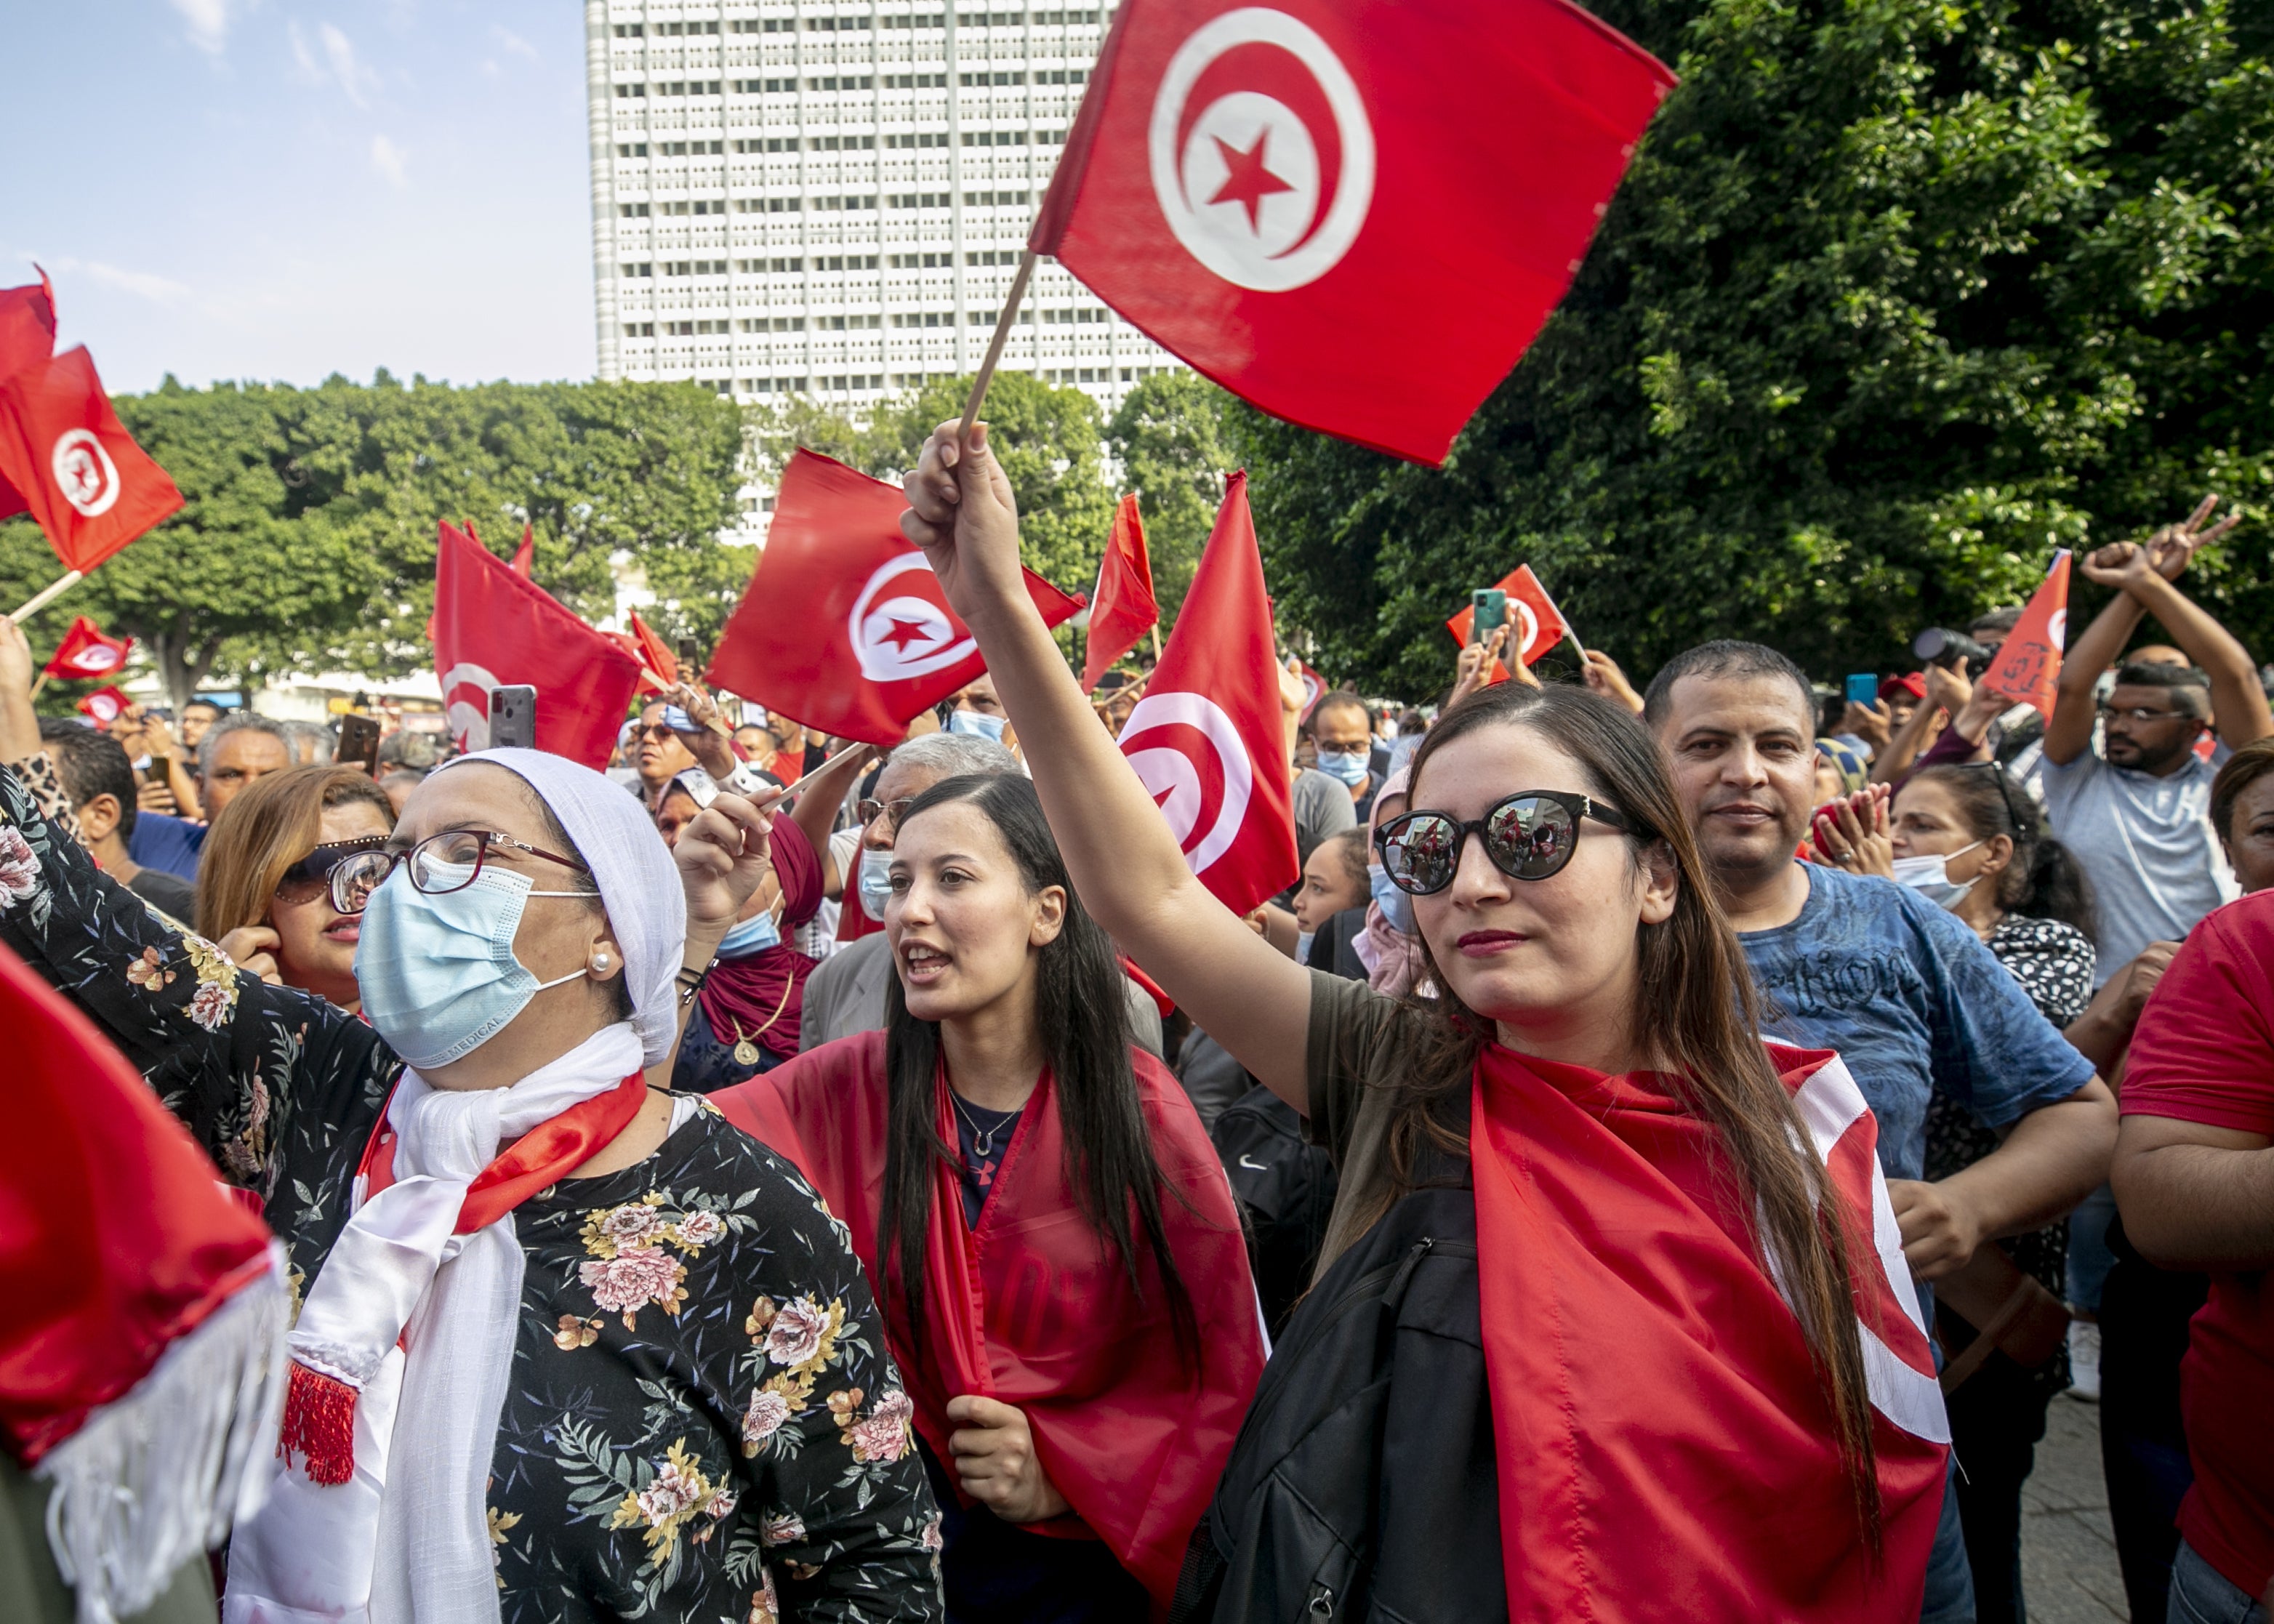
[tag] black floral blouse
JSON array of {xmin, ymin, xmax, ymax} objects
[
  {"xmin": 1924, "ymin": 910, "xmax": 2096, "ymax": 1396},
  {"xmin": 0, "ymin": 763, "xmax": 944, "ymax": 1623}
]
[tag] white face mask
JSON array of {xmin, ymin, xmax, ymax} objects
[
  {"xmin": 1890, "ymin": 840, "xmax": 1985, "ymax": 911},
  {"xmin": 1295, "ymin": 930, "xmax": 1316, "ymax": 966},
  {"xmin": 857, "ymin": 845, "xmax": 894, "ymax": 922}
]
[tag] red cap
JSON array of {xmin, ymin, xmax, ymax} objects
[{"xmin": 1879, "ymin": 672, "xmax": 1927, "ymax": 702}]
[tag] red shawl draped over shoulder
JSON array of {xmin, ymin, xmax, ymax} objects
[
  {"xmin": 715, "ymin": 1031, "xmax": 1264, "ymax": 1610},
  {"xmin": 1473, "ymin": 1040, "xmax": 1950, "ymax": 1623}
]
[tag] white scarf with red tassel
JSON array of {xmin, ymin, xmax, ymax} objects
[{"xmin": 222, "ymin": 1023, "xmax": 645, "ymax": 1624}]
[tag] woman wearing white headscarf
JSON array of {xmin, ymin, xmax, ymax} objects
[{"xmin": 0, "ymin": 749, "xmax": 943, "ymax": 1623}]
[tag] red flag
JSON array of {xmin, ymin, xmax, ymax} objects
[
  {"xmin": 1978, "ymin": 551, "xmax": 2070, "ymax": 717},
  {"xmin": 1115, "ymin": 471, "xmax": 1297, "ymax": 915},
  {"xmin": 627, "ymin": 609, "xmax": 680, "ymax": 694},
  {"xmin": 1445, "ymin": 563, "xmax": 1572, "ymax": 683},
  {"xmin": 707, "ymin": 449, "xmax": 1085, "ymax": 747},
  {"xmin": 1081, "ymin": 494, "xmax": 1159, "ymax": 692},
  {"xmin": 432, "ymin": 521, "xmax": 641, "ymax": 769},
  {"xmin": 76, "ymin": 686, "xmax": 131, "ymax": 727},
  {"xmin": 1295, "ymin": 659, "xmax": 1327, "ymax": 722},
  {"xmin": 0, "ymin": 273, "xmax": 57, "ymax": 522},
  {"xmin": 508, "ymin": 523, "xmax": 535, "ymax": 579},
  {"xmin": 1030, "ymin": 0, "xmax": 1674, "ymax": 465},
  {"xmin": 44, "ymin": 616, "xmax": 132, "ymax": 680},
  {"xmin": 0, "ymin": 347, "xmax": 183, "ymax": 576}
]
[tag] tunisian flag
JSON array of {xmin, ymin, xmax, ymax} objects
[
  {"xmin": 707, "ymin": 449, "xmax": 1085, "ymax": 747},
  {"xmin": 44, "ymin": 615, "xmax": 132, "ymax": 680},
  {"xmin": 1445, "ymin": 563, "xmax": 1573, "ymax": 683},
  {"xmin": 1080, "ymin": 493, "xmax": 1157, "ymax": 691},
  {"xmin": 507, "ymin": 523, "xmax": 535, "ymax": 579},
  {"xmin": 626, "ymin": 608, "xmax": 679, "ymax": 695},
  {"xmin": 0, "ymin": 273, "xmax": 58, "ymax": 518},
  {"xmin": 1115, "ymin": 471, "xmax": 1296, "ymax": 916},
  {"xmin": 0, "ymin": 347, "xmax": 183, "ymax": 574},
  {"xmin": 432, "ymin": 520, "xmax": 640, "ymax": 768},
  {"xmin": 1474, "ymin": 1043, "xmax": 1949, "ymax": 1620},
  {"xmin": 1031, "ymin": 0, "xmax": 1675, "ymax": 465},
  {"xmin": 1979, "ymin": 550, "xmax": 2070, "ymax": 717},
  {"xmin": 76, "ymin": 686, "xmax": 131, "ymax": 726},
  {"xmin": 715, "ymin": 1034, "xmax": 1264, "ymax": 1612}
]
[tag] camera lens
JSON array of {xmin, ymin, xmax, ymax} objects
[{"xmin": 1913, "ymin": 627, "xmax": 1991, "ymax": 668}]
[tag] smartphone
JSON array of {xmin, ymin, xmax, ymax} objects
[
  {"xmin": 335, "ymin": 713, "xmax": 382, "ymax": 774},
  {"xmin": 489, "ymin": 685, "xmax": 538, "ymax": 752},
  {"xmin": 1845, "ymin": 672, "xmax": 1878, "ymax": 706},
  {"xmin": 1471, "ymin": 588, "xmax": 1508, "ymax": 646}
]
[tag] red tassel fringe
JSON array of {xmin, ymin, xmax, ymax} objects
[{"xmin": 277, "ymin": 1362, "xmax": 358, "ymax": 1486}]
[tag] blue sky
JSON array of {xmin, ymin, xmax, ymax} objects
[{"xmin": 2, "ymin": 2, "xmax": 600, "ymax": 394}]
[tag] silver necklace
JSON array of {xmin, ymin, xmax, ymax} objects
[{"xmin": 951, "ymin": 1092, "xmax": 1014, "ymax": 1157}]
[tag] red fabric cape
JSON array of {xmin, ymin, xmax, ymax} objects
[
  {"xmin": 701, "ymin": 814, "xmax": 823, "ymax": 1056},
  {"xmin": 715, "ymin": 1032, "xmax": 1263, "ymax": 1609},
  {"xmin": 1472, "ymin": 1041, "xmax": 1948, "ymax": 1622},
  {"xmin": 0, "ymin": 938, "xmax": 275, "ymax": 1464}
]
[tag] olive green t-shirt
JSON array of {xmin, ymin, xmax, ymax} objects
[{"xmin": 1303, "ymin": 968, "xmax": 1469, "ymax": 1277}]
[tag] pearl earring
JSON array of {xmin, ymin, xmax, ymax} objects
[{"xmin": 594, "ymin": 952, "xmax": 610, "ymax": 970}]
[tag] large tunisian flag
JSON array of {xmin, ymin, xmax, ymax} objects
[
  {"xmin": 1474, "ymin": 1043, "xmax": 1950, "ymax": 1620},
  {"xmin": 1031, "ymin": 0, "xmax": 1675, "ymax": 464},
  {"xmin": 707, "ymin": 449, "xmax": 1085, "ymax": 747},
  {"xmin": 432, "ymin": 521, "xmax": 641, "ymax": 769},
  {"xmin": 1115, "ymin": 471, "xmax": 1295, "ymax": 916}
]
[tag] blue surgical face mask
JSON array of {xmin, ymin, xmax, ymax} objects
[
  {"xmin": 858, "ymin": 845, "xmax": 895, "ymax": 922},
  {"xmin": 947, "ymin": 709, "xmax": 1008, "ymax": 741},
  {"xmin": 1295, "ymin": 930, "xmax": 1316, "ymax": 965},
  {"xmin": 1890, "ymin": 840, "xmax": 1983, "ymax": 912},
  {"xmin": 716, "ymin": 907, "xmax": 782, "ymax": 959},
  {"xmin": 1367, "ymin": 862, "xmax": 1415, "ymax": 936},
  {"xmin": 353, "ymin": 863, "xmax": 592, "ymax": 1071},
  {"xmin": 1315, "ymin": 749, "xmax": 1370, "ymax": 788}
]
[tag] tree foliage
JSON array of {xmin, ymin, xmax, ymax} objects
[
  {"xmin": 0, "ymin": 375, "xmax": 745, "ymax": 709},
  {"xmin": 1108, "ymin": 371, "xmax": 1238, "ymax": 624},
  {"xmin": 1235, "ymin": 0, "xmax": 2274, "ymax": 700}
]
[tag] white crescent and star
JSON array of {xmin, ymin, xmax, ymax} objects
[{"xmin": 1148, "ymin": 7, "xmax": 1375, "ymax": 292}]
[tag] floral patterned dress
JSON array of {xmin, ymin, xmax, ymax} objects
[{"xmin": 0, "ymin": 764, "xmax": 944, "ymax": 1623}]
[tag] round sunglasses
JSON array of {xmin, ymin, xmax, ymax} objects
[{"xmin": 1374, "ymin": 790, "xmax": 1640, "ymax": 896}]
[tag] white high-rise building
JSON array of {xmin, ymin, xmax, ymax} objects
[{"xmin": 584, "ymin": 0, "xmax": 1177, "ymax": 417}]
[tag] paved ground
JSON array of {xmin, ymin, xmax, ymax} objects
[{"xmin": 2020, "ymin": 1394, "xmax": 2132, "ymax": 1623}]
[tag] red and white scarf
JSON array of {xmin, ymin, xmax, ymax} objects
[{"xmin": 224, "ymin": 1024, "xmax": 647, "ymax": 1624}]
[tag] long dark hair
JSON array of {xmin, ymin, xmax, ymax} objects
[
  {"xmin": 879, "ymin": 773, "xmax": 1197, "ymax": 1356},
  {"xmin": 1375, "ymin": 683, "xmax": 1887, "ymax": 1551},
  {"xmin": 1905, "ymin": 764, "xmax": 2095, "ymax": 938}
]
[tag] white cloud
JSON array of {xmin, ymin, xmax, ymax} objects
[
  {"xmin": 491, "ymin": 25, "xmax": 537, "ymax": 60},
  {"xmin": 286, "ymin": 19, "xmax": 321, "ymax": 82},
  {"xmin": 320, "ymin": 23, "xmax": 379, "ymax": 109},
  {"xmin": 169, "ymin": 0, "xmax": 240, "ymax": 55},
  {"xmin": 369, "ymin": 134, "xmax": 409, "ymax": 189},
  {"xmin": 28, "ymin": 254, "xmax": 192, "ymax": 306}
]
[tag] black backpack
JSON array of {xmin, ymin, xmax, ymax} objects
[
  {"xmin": 1174, "ymin": 1181, "xmax": 1503, "ymax": 1624},
  {"xmin": 1210, "ymin": 1085, "xmax": 1340, "ymax": 1335}
]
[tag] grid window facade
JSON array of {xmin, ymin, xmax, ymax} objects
[{"xmin": 587, "ymin": 0, "xmax": 1174, "ymax": 417}]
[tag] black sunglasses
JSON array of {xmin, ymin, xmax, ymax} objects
[
  {"xmin": 273, "ymin": 836, "xmax": 390, "ymax": 907},
  {"xmin": 1374, "ymin": 791, "xmax": 1641, "ymax": 896}
]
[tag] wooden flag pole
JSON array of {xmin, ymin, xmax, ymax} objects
[
  {"xmin": 8, "ymin": 570, "xmax": 84, "ymax": 624},
  {"xmin": 28, "ymin": 670, "xmax": 51, "ymax": 700},
  {"xmin": 1149, "ymin": 624, "xmax": 1162, "ymax": 662},
  {"xmin": 957, "ymin": 250, "xmax": 1039, "ymax": 445}
]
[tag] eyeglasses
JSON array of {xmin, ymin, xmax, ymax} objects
[
  {"xmin": 1374, "ymin": 791, "xmax": 1640, "ymax": 896},
  {"xmin": 274, "ymin": 836, "xmax": 390, "ymax": 908},
  {"xmin": 2097, "ymin": 704, "xmax": 2191, "ymax": 725},
  {"xmin": 636, "ymin": 723, "xmax": 694, "ymax": 742},
  {"xmin": 856, "ymin": 796, "xmax": 916, "ymax": 829},
  {"xmin": 326, "ymin": 829, "xmax": 590, "ymax": 914}
]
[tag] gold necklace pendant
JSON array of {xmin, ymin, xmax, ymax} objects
[{"xmin": 730, "ymin": 1021, "xmax": 760, "ymax": 1068}]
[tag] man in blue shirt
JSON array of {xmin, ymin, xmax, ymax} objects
[{"xmin": 1647, "ymin": 640, "xmax": 2117, "ymax": 1624}]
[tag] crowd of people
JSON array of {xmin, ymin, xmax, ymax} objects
[{"xmin": 1, "ymin": 441, "xmax": 2268, "ymax": 1624}]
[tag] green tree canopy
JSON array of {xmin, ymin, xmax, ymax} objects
[
  {"xmin": 1108, "ymin": 371, "xmax": 1237, "ymax": 625},
  {"xmin": 1235, "ymin": 0, "xmax": 2274, "ymax": 701},
  {"xmin": 0, "ymin": 374, "xmax": 746, "ymax": 710}
]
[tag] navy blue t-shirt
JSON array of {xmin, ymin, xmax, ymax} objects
[
  {"xmin": 127, "ymin": 812, "xmax": 206, "ymax": 882},
  {"xmin": 952, "ymin": 1097, "xmax": 1022, "ymax": 1227},
  {"xmin": 1739, "ymin": 864, "xmax": 2096, "ymax": 1181}
]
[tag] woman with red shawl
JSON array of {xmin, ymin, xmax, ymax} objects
[{"xmin": 716, "ymin": 771, "xmax": 1264, "ymax": 1622}]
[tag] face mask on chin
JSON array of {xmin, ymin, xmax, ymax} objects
[{"xmin": 1890, "ymin": 840, "xmax": 1985, "ymax": 912}]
